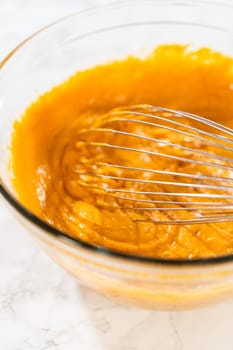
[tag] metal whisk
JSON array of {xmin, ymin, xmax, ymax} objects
[{"xmin": 70, "ymin": 104, "xmax": 233, "ymax": 225}]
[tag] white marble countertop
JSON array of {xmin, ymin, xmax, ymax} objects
[{"xmin": 1, "ymin": 1, "xmax": 233, "ymax": 349}]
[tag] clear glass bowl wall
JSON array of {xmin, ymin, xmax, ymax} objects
[{"xmin": 1, "ymin": 0, "xmax": 233, "ymax": 310}]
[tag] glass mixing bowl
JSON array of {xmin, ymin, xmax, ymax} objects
[{"xmin": 1, "ymin": 0, "xmax": 233, "ymax": 310}]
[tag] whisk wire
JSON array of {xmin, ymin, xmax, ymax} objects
[{"xmin": 72, "ymin": 105, "xmax": 233, "ymax": 225}]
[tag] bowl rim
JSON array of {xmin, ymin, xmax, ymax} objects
[{"xmin": 1, "ymin": 0, "xmax": 233, "ymax": 267}]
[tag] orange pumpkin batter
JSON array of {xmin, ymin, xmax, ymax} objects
[{"xmin": 11, "ymin": 45, "xmax": 233, "ymax": 259}]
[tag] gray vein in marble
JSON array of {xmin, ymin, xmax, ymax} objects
[{"xmin": 169, "ymin": 312, "xmax": 183, "ymax": 350}]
